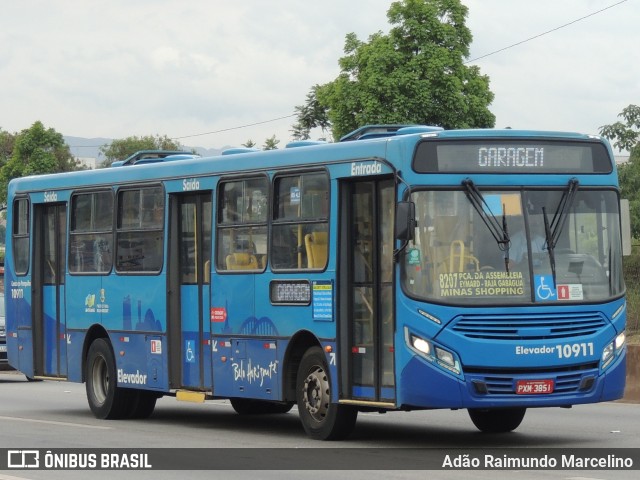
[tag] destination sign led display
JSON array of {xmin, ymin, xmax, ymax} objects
[
  {"xmin": 270, "ymin": 280, "xmax": 311, "ymax": 305},
  {"xmin": 412, "ymin": 139, "xmax": 612, "ymax": 174}
]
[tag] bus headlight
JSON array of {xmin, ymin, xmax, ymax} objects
[
  {"xmin": 601, "ymin": 343, "xmax": 613, "ymax": 366},
  {"xmin": 406, "ymin": 329, "xmax": 461, "ymax": 376},
  {"xmin": 602, "ymin": 331, "xmax": 626, "ymax": 370},
  {"xmin": 435, "ymin": 347, "xmax": 455, "ymax": 367},
  {"xmin": 410, "ymin": 335, "xmax": 431, "ymax": 355}
]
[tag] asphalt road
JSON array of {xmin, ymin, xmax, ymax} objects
[{"xmin": 0, "ymin": 370, "xmax": 638, "ymax": 480}]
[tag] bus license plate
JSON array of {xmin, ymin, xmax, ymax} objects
[{"xmin": 515, "ymin": 379, "xmax": 554, "ymax": 395}]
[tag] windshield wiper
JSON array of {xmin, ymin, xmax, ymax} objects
[
  {"xmin": 541, "ymin": 178, "xmax": 580, "ymax": 287},
  {"xmin": 462, "ymin": 179, "xmax": 511, "ymax": 270},
  {"xmin": 542, "ymin": 206, "xmax": 556, "ymax": 288}
]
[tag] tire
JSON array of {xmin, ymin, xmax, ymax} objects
[
  {"xmin": 129, "ymin": 390, "xmax": 159, "ymax": 419},
  {"xmin": 468, "ymin": 407, "xmax": 526, "ymax": 433},
  {"xmin": 296, "ymin": 346, "xmax": 357, "ymax": 440},
  {"xmin": 85, "ymin": 338, "xmax": 134, "ymax": 419},
  {"xmin": 230, "ymin": 398, "xmax": 294, "ymax": 415}
]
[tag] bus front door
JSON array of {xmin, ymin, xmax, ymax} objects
[
  {"xmin": 168, "ymin": 193, "xmax": 212, "ymax": 391},
  {"xmin": 32, "ymin": 203, "xmax": 67, "ymax": 378},
  {"xmin": 340, "ymin": 178, "xmax": 396, "ymax": 403}
]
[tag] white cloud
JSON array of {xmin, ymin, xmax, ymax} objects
[
  {"xmin": 1, "ymin": 0, "xmax": 637, "ymax": 150},
  {"xmin": 465, "ymin": 0, "xmax": 639, "ymax": 142}
]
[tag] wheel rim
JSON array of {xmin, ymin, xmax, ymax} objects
[
  {"xmin": 90, "ymin": 354, "xmax": 109, "ymax": 406},
  {"xmin": 302, "ymin": 365, "xmax": 330, "ymax": 422}
]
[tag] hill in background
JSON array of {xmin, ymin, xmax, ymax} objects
[{"xmin": 64, "ymin": 136, "xmax": 225, "ymax": 165}]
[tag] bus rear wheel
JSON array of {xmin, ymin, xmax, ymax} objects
[
  {"xmin": 468, "ymin": 407, "xmax": 526, "ymax": 433},
  {"xmin": 85, "ymin": 338, "xmax": 134, "ymax": 419},
  {"xmin": 129, "ymin": 390, "xmax": 159, "ymax": 419},
  {"xmin": 296, "ymin": 347, "xmax": 357, "ymax": 440}
]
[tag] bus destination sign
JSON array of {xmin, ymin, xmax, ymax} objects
[
  {"xmin": 413, "ymin": 139, "xmax": 612, "ymax": 174},
  {"xmin": 477, "ymin": 146, "xmax": 543, "ymax": 169}
]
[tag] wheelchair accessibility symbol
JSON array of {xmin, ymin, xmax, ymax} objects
[
  {"xmin": 185, "ymin": 340, "xmax": 196, "ymax": 363},
  {"xmin": 534, "ymin": 275, "xmax": 557, "ymax": 301}
]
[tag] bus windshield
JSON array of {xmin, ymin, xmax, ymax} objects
[{"xmin": 403, "ymin": 188, "xmax": 624, "ymax": 305}]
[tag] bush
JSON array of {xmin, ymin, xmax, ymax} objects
[{"xmin": 624, "ymin": 249, "xmax": 640, "ymax": 336}]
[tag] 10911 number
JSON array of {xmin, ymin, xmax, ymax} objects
[{"xmin": 555, "ymin": 342, "xmax": 594, "ymax": 359}]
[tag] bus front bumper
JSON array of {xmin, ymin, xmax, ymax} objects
[{"xmin": 398, "ymin": 348, "xmax": 626, "ymax": 410}]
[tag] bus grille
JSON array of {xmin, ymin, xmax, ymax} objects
[
  {"xmin": 450, "ymin": 312, "xmax": 607, "ymax": 340},
  {"xmin": 469, "ymin": 368, "xmax": 597, "ymax": 396},
  {"xmin": 484, "ymin": 373, "xmax": 581, "ymax": 394}
]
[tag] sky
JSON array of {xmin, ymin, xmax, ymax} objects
[{"xmin": 1, "ymin": 0, "xmax": 638, "ymax": 154}]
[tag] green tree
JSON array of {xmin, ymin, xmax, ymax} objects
[
  {"xmin": 242, "ymin": 139, "xmax": 257, "ymax": 148},
  {"xmin": 263, "ymin": 135, "xmax": 280, "ymax": 150},
  {"xmin": 291, "ymin": 85, "xmax": 331, "ymax": 141},
  {"xmin": 0, "ymin": 121, "xmax": 80, "ymax": 203},
  {"xmin": 99, "ymin": 134, "xmax": 183, "ymax": 167},
  {"xmin": 600, "ymin": 104, "xmax": 640, "ymax": 237},
  {"xmin": 0, "ymin": 128, "xmax": 16, "ymax": 168},
  {"xmin": 294, "ymin": 0, "xmax": 495, "ymax": 140}
]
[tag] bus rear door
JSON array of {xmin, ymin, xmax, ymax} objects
[
  {"xmin": 340, "ymin": 178, "xmax": 396, "ymax": 404},
  {"xmin": 167, "ymin": 192, "xmax": 212, "ymax": 391},
  {"xmin": 32, "ymin": 202, "xmax": 67, "ymax": 378}
]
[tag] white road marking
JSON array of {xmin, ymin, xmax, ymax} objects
[
  {"xmin": 0, "ymin": 474, "xmax": 34, "ymax": 480},
  {"xmin": 565, "ymin": 477, "xmax": 607, "ymax": 480},
  {"xmin": 0, "ymin": 415, "xmax": 111, "ymax": 430}
]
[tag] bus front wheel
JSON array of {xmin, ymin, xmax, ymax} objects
[
  {"xmin": 85, "ymin": 338, "xmax": 133, "ymax": 419},
  {"xmin": 468, "ymin": 407, "xmax": 526, "ymax": 433},
  {"xmin": 296, "ymin": 347, "xmax": 357, "ymax": 440}
]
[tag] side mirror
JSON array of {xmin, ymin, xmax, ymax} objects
[
  {"xmin": 621, "ymin": 199, "xmax": 631, "ymax": 256},
  {"xmin": 395, "ymin": 201, "xmax": 416, "ymax": 242}
]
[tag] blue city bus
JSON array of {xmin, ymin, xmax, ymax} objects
[{"xmin": 4, "ymin": 126, "xmax": 628, "ymax": 439}]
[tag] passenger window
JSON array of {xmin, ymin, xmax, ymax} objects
[
  {"xmin": 12, "ymin": 198, "xmax": 30, "ymax": 275},
  {"xmin": 216, "ymin": 177, "xmax": 268, "ymax": 272},
  {"xmin": 271, "ymin": 172, "xmax": 329, "ymax": 270},
  {"xmin": 116, "ymin": 187, "xmax": 164, "ymax": 273},
  {"xmin": 69, "ymin": 191, "xmax": 114, "ymax": 274}
]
